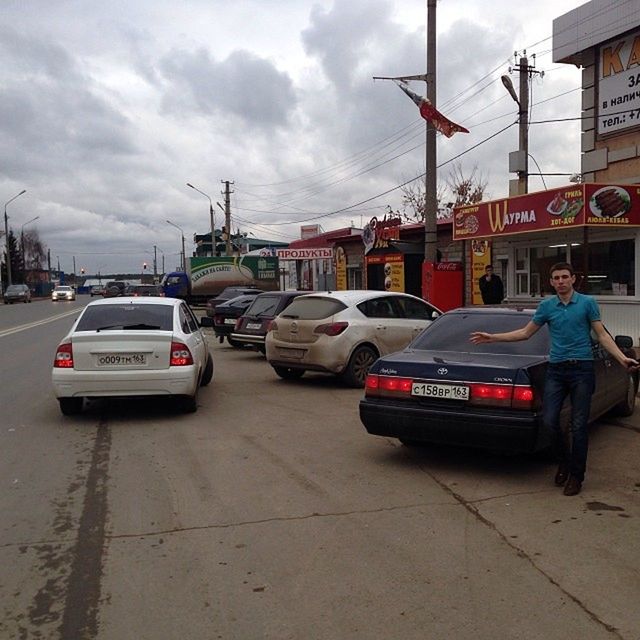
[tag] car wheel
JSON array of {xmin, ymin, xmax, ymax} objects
[
  {"xmin": 341, "ymin": 346, "xmax": 378, "ymax": 388},
  {"xmin": 59, "ymin": 398, "xmax": 83, "ymax": 416},
  {"xmin": 200, "ymin": 353, "xmax": 214, "ymax": 387},
  {"xmin": 272, "ymin": 365, "xmax": 305, "ymax": 380},
  {"xmin": 227, "ymin": 337, "xmax": 243, "ymax": 348},
  {"xmin": 180, "ymin": 394, "xmax": 198, "ymax": 413},
  {"xmin": 612, "ymin": 373, "xmax": 637, "ymax": 417},
  {"xmin": 399, "ymin": 438, "xmax": 424, "ymax": 447}
]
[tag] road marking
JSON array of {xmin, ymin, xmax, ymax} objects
[{"xmin": 0, "ymin": 308, "xmax": 81, "ymax": 339}]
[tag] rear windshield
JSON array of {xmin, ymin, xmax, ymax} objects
[
  {"xmin": 412, "ymin": 312, "xmax": 550, "ymax": 356},
  {"xmin": 245, "ymin": 294, "xmax": 283, "ymax": 317},
  {"xmin": 279, "ymin": 297, "xmax": 347, "ymax": 320},
  {"xmin": 76, "ymin": 304, "xmax": 174, "ymax": 331},
  {"xmin": 133, "ymin": 285, "xmax": 162, "ymax": 294}
]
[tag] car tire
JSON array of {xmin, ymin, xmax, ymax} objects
[
  {"xmin": 200, "ymin": 354, "xmax": 214, "ymax": 387},
  {"xmin": 272, "ymin": 365, "xmax": 305, "ymax": 380},
  {"xmin": 399, "ymin": 438, "xmax": 424, "ymax": 447},
  {"xmin": 59, "ymin": 398, "xmax": 83, "ymax": 416},
  {"xmin": 612, "ymin": 373, "xmax": 637, "ymax": 417},
  {"xmin": 341, "ymin": 345, "xmax": 378, "ymax": 388},
  {"xmin": 180, "ymin": 394, "xmax": 198, "ymax": 413},
  {"xmin": 227, "ymin": 337, "xmax": 243, "ymax": 348}
]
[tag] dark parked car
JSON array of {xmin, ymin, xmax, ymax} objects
[
  {"xmin": 205, "ymin": 286, "xmax": 263, "ymax": 318},
  {"xmin": 213, "ymin": 295, "xmax": 261, "ymax": 346},
  {"xmin": 104, "ymin": 280, "xmax": 126, "ymax": 297},
  {"xmin": 3, "ymin": 284, "xmax": 32, "ymax": 304},
  {"xmin": 128, "ymin": 284, "xmax": 165, "ymax": 297},
  {"xmin": 231, "ymin": 291, "xmax": 310, "ymax": 353},
  {"xmin": 360, "ymin": 306, "xmax": 638, "ymax": 454}
]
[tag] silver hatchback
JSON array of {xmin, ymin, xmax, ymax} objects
[{"xmin": 265, "ymin": 290, "xmax": 441, "ymax": 387}]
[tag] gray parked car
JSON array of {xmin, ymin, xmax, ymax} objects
[{"xmin": 3, "ymin": 284, "xmax": 32, "ymax": 304}]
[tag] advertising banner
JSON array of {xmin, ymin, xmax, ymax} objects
[
  {"xmin": 471, "ymin": 240, "xmax": 491, "ymax": 305},
  {"xmin": 453, "ymin": 184, "xmax": 640, "ymax": 240},
  {"xmin": 189, "ymin": 256, "xmax": 279, "ymax": 295},
  {"xmin": 365, "ymin": 253, "xmax": 404, "ymax": 292},
  {"xmin": 335, "ymin": 246, "xmax": 347, "ymax": 290}
]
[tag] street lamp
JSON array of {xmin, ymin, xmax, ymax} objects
[
  {"xmin": 166, "ymin": 220, "xmax": 186, "ymax": 272},
  {"xmin": 4, "ymin": 189, "xmax": 27, "ymax": 286},
  {"xmin": 20, "ymin": 215, "xmax": 40, "ymax": 273},
  {"xmin": 186, "ymin": 183, "xmax": 215, "ymax": 256}
]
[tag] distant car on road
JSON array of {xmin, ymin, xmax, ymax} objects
[
  {"xmin": 3, "ymin": 284, "xmax": 32, "ymax": 304},
  {"xmin": 360, "ymin": 306, "xmax": 638, "ymax": 453},
  {"xmin": 105, "ymin": 280, "xmax": 127, "ymax": 296},
  {"xmin": 90, "ymin": 285, "xmax": 104, "ymax": 297},
  {"xmin": 266, "ymin": 290, "xmax": 441, "ymax": 387},
  {"xmin": 52, "ymin": 297, "xmax": 213, "ymax": 415},
  {"xmin": 127, "ymin": 284, "xmax": 165, "ymax": 297},
  {"xmin": 52, "ymin": 285, "xmax": 76, "ymax": 301}
]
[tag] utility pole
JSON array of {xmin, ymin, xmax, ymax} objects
[
  {"xmin": 221, "ymin": 180, "xmax": 233, "ymax": 256},
  {"xmin": 504, "ymin": 53, "xmax": 542, "ymax": 195},
  {"xmin": 424, "ymin": 0, "xmax": 437, "ymax": 264},
  {"xmin": 47, "ymin": 249, "xmax": 51, "ymax": 282},
  {"xmin": 153, "ymin": 245, "xmax": 158, "ymax": 280}
]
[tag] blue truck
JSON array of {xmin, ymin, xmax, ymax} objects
[{"xmin": 161, "ymin": 256, "xmax": 280, "ymax": 305}]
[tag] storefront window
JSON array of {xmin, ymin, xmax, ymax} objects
[
  {"xmin": 572, "ymin": 239, "xmax": 635, "ymax": 296},
  {"xmin": 513, "ymin": 238, "xmax": 636, "ymax": 297}
]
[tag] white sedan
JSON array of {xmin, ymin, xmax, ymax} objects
[
  {"xmin": 52, "ymin": 285, "xmax": 76, "ymax": 301},
  {"xmin": 52, "ymin": 297, "xmax": 213, "ymax": 415}
]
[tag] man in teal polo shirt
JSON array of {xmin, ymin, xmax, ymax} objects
[{"xmin": 470, "ymin": 262, "xmax": 638, "ymax": 496}]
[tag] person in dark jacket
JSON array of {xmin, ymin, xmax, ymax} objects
[{"xmin": 478, "ymin": 265, "xmax": 504, "ymax": 304}]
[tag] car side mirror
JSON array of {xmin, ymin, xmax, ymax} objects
[
  {"xmin": 615, "ymin": 335, "xmax": 633, "ymax": 349},
  {"xmin": 430, "ymin": 311, "xmax": 441, "ymax": 320},
  {"xmin": 200, "ymin": 316, "xmax": 213, "ymax": 328}
]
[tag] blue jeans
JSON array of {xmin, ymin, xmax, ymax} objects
[{"xmin": 542, "ymin": 361, "xmax": 595, "ymax": 482}]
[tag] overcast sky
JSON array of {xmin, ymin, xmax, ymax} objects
[{"xmin": 1, "ymin": 0, "xmax": 586, "ymax": 275}]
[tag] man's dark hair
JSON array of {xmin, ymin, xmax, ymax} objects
[
  {"xmin": 549, "ymin": 262, "xmax": 574, "ymax": 276},
  {"xmin": 485, "ymin": 264, "xmax": 493, "ymax": 270}
]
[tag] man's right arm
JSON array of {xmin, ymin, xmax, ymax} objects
[{"xmin": 470, "ymin": 320, "xmax": 541, "ymax": 344}]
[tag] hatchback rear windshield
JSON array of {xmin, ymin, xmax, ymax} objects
[
  {"xmin": 411, "ymin": 312, "xmax": 550, "ymax": 356},
  {"xmin": 279, "ymin": 297, "xmax": 347, "ymax": 320},
  {"xmin": 76, "ymin": 304, "xmax": 174, "ymax": 331}
]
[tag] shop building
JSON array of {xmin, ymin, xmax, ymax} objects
[{"xmin": 455, "ymin": 0, "xmax": 640, "ymax": 341}]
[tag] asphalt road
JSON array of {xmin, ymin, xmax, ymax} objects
[{"xmin": 1, "ymin": 297, "xmax": 639, "ymax": 639}]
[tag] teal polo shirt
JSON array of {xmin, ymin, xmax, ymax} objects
[{"xmin": 532, "ymin": 291, "xmax": 600, "ymax": 362}]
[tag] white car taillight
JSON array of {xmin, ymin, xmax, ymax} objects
[
  {"xmin": 170, "ymin": 341, "xmax": 194, "ymax": 366},
  {"xmin": 54, "ymin": 342, "xmax": 74, "ymax": 368}
]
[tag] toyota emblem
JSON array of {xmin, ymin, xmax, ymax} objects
[{"xmin": 437, "ymin": 367, "xmax": 448, "ymax": 375}]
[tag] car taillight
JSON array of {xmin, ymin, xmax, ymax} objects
[
  {"xmin": 214, "ymin": 316, "xmax": 224, "ymax": 325},
  {"xmin": 170, "ymin": 341, "xmax": 193, "ymax": 366},
  {"xmin": 54, "ymin": 342, "xmax": 74, "ymax": 368},
  {"xmin": 314, "ymin": 321, "xmax": 348, "ymax": 336},
  {"xmin": 468, "ymin": 383, "xmax": 534, "ymax": 409},
  {"xmin": 365, "ymin": 374, "xmax": 413, "ymax": 398},
  {"xmin": 234, "ymin": 318, "xmax": 243, "ymax": 330}
]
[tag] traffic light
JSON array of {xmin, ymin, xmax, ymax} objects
[
  {"xmin": 143, "ymin": 262, "xmax": 147, "ymax": 270},
  {"xmin": 80, "ymin": 268, "xmax": 85, "ymax": 274}
]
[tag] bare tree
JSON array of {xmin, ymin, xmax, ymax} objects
[{"xmin": 400, "ymin": 163, "xmax": 487, "ymax": 221}]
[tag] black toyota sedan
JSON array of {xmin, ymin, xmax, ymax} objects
[{"xmin": 360, "ymin": 306, "xmax": 637, "ymax": 454}]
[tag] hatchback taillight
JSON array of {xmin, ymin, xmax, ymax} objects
[
  {"xmin": 54, "ymin": 342, "xmax": 74, "ymax": 368},
  {"xmin": 170, "ymin": 341, "xmax": 193, "ymax": 366},
  {"xmin": 315, "ymin": 321, "xmax": 349, "ymax": 336}
]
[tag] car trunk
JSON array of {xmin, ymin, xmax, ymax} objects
[
  {"xmin": 271, "ymin": 316, "xmax": 325, "ymax": 345},
  {"xmin": 71, "ymin": 332, "xmax": 174, "ymax": 371}
]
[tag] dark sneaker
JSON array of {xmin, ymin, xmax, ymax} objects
[
  {"xmin": 554, "ymin": 465, "xmax": 569, "ymax": 486},
  {"xmin": 563, "ymin": 476, "xmax": 582, "ymax": 496}
]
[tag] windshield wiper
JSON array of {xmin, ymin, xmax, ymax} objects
[{"xmin": 95, "ymin": 325, "xmax": 123, "ymax": 332}]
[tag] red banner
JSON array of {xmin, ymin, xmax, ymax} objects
[{"xmin": 452, "ymin": 183, "xmax": 640, "ymax": 240}]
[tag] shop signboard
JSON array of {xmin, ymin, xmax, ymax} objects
[
  {"xmin": 365, "ymin": 253, "xmax": 405, "ymax": 292},
  {"xmin": 453, "ymin": 184, "xmax": 640, "ymax": 240},
  {"xmin": 362, "ymin": 214, "xmax": 402, "ymax": 254}
]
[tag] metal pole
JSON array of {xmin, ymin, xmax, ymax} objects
[
  {"xmin": 424, "ymin": 0, "xmax": 437, "ymax": 265},
  {"xmin": 518, "ymin": 55, "xmax": 529, "ymax": 195},
  {"xmin": 4, "ymin": 207, "xmax": 11, "ymax": 286},
  {"xmin": 153, "ymin": 245, "xmax": 158, "ymax": 280},
  {"xmin": 222, "ymin": 180, "xmax": 233, "ymax": 256},
  {"xmin": 181, "ymin": 235, "xmax": 186, "ymax": 272}
]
